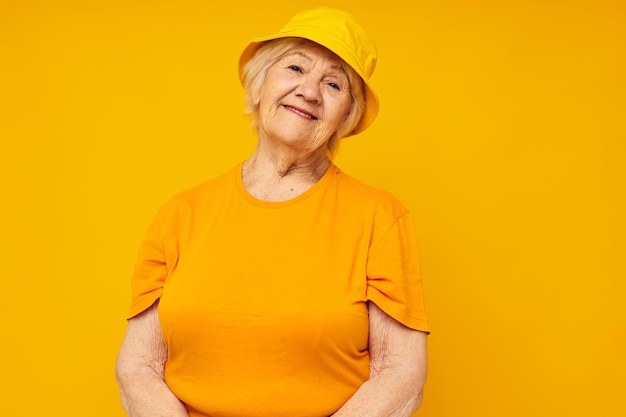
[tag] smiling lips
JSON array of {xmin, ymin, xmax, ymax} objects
[{"xmin": 282, "ymin": 104, "xmax": 318, "ymax": 120}]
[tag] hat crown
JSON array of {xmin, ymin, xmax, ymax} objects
[{"xmin": 277, "ymin": 7, "xmax": 377, "ymax": 79}]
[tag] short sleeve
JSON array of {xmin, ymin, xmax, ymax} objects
[
  {"xmin": 126, "ymin": 206, "xmax": 170, "ymax": 319},
  {"xmin": 366, "ymin": 212, "xmax": 430, "ymax": 333}
]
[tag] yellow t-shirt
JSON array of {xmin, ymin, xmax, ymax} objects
[{"xmin": 128, "ymin": 162, "xmax": 429, "ymax": 417}]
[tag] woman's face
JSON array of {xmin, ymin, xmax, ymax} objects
[{"xmin": 255, "ymin": 41, "xmax": 353, "ymax": 154}]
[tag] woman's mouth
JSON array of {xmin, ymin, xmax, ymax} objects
[{"xmin": 283, "ymin": 105, "xmax": 318, "ymax": 120}]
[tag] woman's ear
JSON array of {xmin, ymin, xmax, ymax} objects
[{"xmin": 251, "ymin": 83, "xmax": 262, "ymax": 107}]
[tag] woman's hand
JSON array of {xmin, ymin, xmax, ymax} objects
[
  {"xmin": 115, "ymin": 301, "xmax": 189, "ymax": 417},
  {"xmin": 331, "ymin": 302, "xmax": 428, "ymax": 417}
]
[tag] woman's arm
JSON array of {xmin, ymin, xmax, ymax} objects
[
  {"xmin": 332, "ymin": 302, "xmax": 428, "ymax": 417},
  {"xmin": 115, "ymin": 301, "xmax": 189, "ymax": 417}
]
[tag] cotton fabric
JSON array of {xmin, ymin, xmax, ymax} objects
[{"xmin": 128, "ymin": 162, "xmax": 429, "ymax": 417}]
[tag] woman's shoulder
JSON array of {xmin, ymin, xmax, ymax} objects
[
  {"xmin": 333, "ymin": 164, "xmax": 407, "ymax": 203},
  {"xmin": 332, "ymin": 165, "xmax": 411, "ymax": 216},
  {"xmin": 155, "ymin": 164, "xmax": 239, "ymax": 217}
]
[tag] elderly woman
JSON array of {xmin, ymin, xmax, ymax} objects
[{"xmin": 116, "ymin": 7, "xmax": 429, "ymax": 417}]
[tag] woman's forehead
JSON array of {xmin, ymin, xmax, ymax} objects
[{"xmin": 281, "ymin": 40, "xmax": 345, "ymax": 67}]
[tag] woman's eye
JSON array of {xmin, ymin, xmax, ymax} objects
[
  {"xmin": 328, "ymin": 82, "xmax": 341, "ymax": 91},
  {"xmin": 288, "ymin": 65, "xmax": 302, "ymax": 72}
]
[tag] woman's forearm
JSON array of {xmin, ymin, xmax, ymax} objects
[
  {"xmin": 330, "ymin": 369, "xmax": 424, "ymax": 417},
  {"xmin": 116, "ymin": 365, "xmax": 189, "ymax": 417}
]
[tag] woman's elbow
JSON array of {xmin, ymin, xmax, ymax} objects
[
  {"xmin": 404, "ymin": 359, "xmax": 427, "ymax": 412},
  {"xmin": 413, "ymin": 389, "xmax": 424, "ymax": 411},
  {"xmin": 115, "ymin": 352, "xmax": 132, "ymax": 384}
]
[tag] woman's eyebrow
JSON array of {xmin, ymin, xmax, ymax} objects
[
  {"xmin": 286, "ymin": 51, "xmax": 347, "ymax": 76},
  {"xmin": 286, "ymin": 51, "xmax": 312, "ymax": 62}
]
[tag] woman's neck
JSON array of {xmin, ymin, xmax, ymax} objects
[{"xmin": 241, "ymin": 146, "xmax": 330, "ymax": 202}]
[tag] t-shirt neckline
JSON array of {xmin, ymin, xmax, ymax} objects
[{"xmin": 234, "ymin": 160, "xmax": 338, "ymax": 208}]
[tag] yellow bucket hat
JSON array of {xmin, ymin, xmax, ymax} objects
[{"xmin": 238, "ymin": 7, "xmax": 379, "ymax": 136}]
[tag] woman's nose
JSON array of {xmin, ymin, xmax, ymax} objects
[{"xmin": 296, "ymin": 75, "xmax": 322, "ymax": 103}]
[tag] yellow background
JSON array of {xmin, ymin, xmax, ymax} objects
[{"xmin": 1, "ymin": 0, "xmax": 624, "ymax": 416}]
